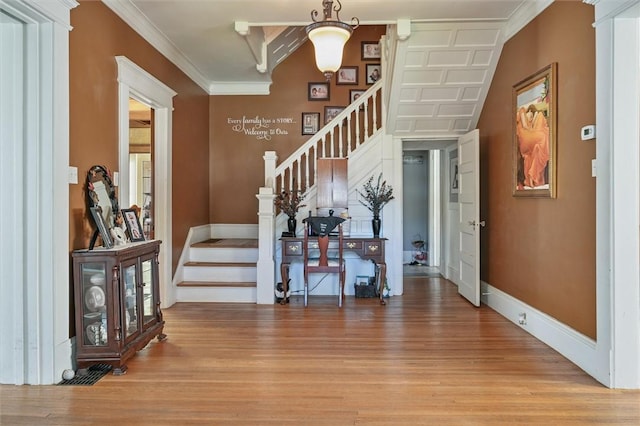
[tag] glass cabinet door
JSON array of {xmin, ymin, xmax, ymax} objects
[
  {"xmin": 80, "ymin": 262, "xmax": 108, "ymax": 347},
  {"xmin": 122, "ymin": 262, "xmax": 139, "ymax": 340},
  {"xmin": 141, "ymin": 256, "xmax": 155, "ymax": 327}
]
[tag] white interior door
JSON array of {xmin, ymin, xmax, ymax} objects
[{"xmin": 457, "ymin": 129, "xmax": 482, "ymax": 306}]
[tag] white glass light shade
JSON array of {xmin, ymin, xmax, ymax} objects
[{"xmin": 307, "ymin": 24, "xmax": 352, "ymax": 78}]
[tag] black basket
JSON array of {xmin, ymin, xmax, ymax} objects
[{"xmin": 354, "ymin": 283, "xmax": 377, "ymax": 298}]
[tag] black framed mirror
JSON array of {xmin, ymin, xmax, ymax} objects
[{"xmin": 87, "ymin": 165, "xmax": 121, "ymax": 249}]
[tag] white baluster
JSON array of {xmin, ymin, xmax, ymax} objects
[{"xmin": 372, "ymin": 90, "xmax": 378, "ymax": 131}]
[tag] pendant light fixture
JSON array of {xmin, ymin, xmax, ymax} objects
[{"xmin": 306, "ymin": 0, "xmax": 359, "ymax": 80}]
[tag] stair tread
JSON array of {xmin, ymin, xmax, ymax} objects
[
  {"xmin": 191, "ymin": 238, "xmax": 258, "ymax": 249},
  {"xmin": 184, "ymin": 261, "xmax": 256, "ymax": 267},
  {"xmin": 177, "ymin": 281, "xmax": 256, "ymax": 288}
]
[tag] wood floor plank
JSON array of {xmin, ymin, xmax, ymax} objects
[{"xmin": 1, "ymin": 276, "xmax": 638, "ymax": 425}]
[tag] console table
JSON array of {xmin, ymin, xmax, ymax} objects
[{"xmin": 280, "ymin": 236, "xmax": 387, "ymax": 305}]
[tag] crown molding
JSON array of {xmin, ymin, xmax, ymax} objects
[
  {"xmin": 209, "ymin": 81, "xmax": 272, "ymax": 96},
  {"xmin": 503, "ymin": 0, "xmax": 554, "ymax": 41},
  {"xmin": 102, "ymin": 0, "xmax": 210, "ymax": 93}
]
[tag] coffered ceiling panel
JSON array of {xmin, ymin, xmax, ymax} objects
[{"xmin": 386, "ymin": 21, "xmax": 505, "ymax": 139}]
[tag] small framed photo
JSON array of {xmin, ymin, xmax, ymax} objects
[
  {"xmin": 308, "ymin": 82, "xmax": 330, "ymax": 101},
  {"xmin": 366, "ymin": 64, "xmax": 381, "ymax": 84},
  {"xmin": 122, "ymin": 208, "xmax": 145, "ymax": 242},
  {"xmin": 90, "ymin": 206, "xmax": 113, "ymax": 249},
  {"xmin": 302, "ymin": 112, "xmax": 320, "ymax": 135},
  {"xmin": 324, "ymin": 106, "xmax": 345, "ymax": 124},
  {"xmin": 336, "ymin": 66, "xmax": 358, "ymax": 85},
  {"xmin": 350, "ymin": 90, "xmax": 366, "ymax": 110},
  {"xmin": 361, "ymin": 41, "xmax": 381, "ymax": 60}
]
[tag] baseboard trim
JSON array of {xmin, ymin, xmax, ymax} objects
[{"xmin": 481, "ymin": 281, "xmax": 605, "ymax": 385}]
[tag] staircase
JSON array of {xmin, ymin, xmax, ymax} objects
[{"xmin": 176, "ymin": 238, "xmax": 259, "ymax": 303}]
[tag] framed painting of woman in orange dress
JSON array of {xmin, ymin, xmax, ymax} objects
[{"xmin": 513, "ymin": 63, "xmax": 557, "ymax": 198}]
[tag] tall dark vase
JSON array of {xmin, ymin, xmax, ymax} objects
[
  {"xmin": 287, "ymin": 217, "xmax": 297, "ymax": 234},
  {"xmin": 371, "ymin": 216, "xmax": 381, "ymax": 238}
]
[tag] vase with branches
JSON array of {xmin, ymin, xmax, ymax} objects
[
  {"xmin": 274, "ymin": 182, "xmax": 306, "ymax": 234},
  {"xmin": 357, "ymin": 173, "xmax": 394, "ymax": 237}
]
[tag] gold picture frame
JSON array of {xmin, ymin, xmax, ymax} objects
[{"xmin": 513, "ymin": 62, "xmax": 557, "ymax": 198}]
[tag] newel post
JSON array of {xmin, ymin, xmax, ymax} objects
[
  {"xmin": 256, "ymin": 187, "xmax": 276, "ymax": 304},
  {"xmin": 264, "ymin": 151, "xmax": 278, "ymax": 189}
]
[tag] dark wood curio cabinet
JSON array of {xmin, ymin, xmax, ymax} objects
[{"xmin": 72, "ymin": 240, "xmax": 165, "ymax": 375}]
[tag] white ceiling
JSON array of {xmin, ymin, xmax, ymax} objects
[{"xmin": 103, "ymin": 0, "xmax": 554, "ymax": 138}]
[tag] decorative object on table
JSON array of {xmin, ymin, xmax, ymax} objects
[
  {"xmin": 86, "ymin": 165, "xmax": 122, "ymax": 249},
  {"xmin": 274, "ymin": 182, "xmax": 306, "ymax": 237},
  {"xmin": 110, "ymin": 226, "xmax": 127, "ymax": 246},
  {"xmin": 357, "ymin": 173, "xmax": 394, "ymax": 238},
  {"xmin": 121, "ymin": 208, "xmax": 145, "ymax": 242},
  {"xmin": 89, "ymin": 206, "xmax": 113, "ymax": 249}
]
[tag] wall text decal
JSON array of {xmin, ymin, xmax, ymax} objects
[{"xmin": 227, "ymin": 115, "xmax": 294, "ymax": 141}]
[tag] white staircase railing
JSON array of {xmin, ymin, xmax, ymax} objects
[{"xmin": 265, "ymin": 79, "xmax": 384, "ymax": 195}]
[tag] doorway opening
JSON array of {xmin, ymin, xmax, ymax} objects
[
  {"xmin": 402, "ymin": 140, "xmax": 457, "ymax": 279},
  {"xmin": 128, "ymin": 98, "xmax": 153, "ymax": 240}
]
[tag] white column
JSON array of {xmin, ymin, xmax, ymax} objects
[{"xmin": 256, "ymin": 187, "xmax": 276, "ymax": 304}]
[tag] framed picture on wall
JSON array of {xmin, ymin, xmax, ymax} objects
[
  {"xmin": 450, "ymin": 157, "xmax": 459, "ymax": 194},
  {"xmin": 308, "ymin": 82, "xmax": 330, "ymax": 101},
  {"xmin": 366, "ymin": 64, "xmax": 381, "ymax": 84},
  {"xmin": 361, "ymin": 41, "xmax": 381, "ymax": 60},
  {"xmin": 324, "ymin": 106, "xmax": 345, "ymax": 124},
  {"xmin": 350, "ymin": 90, "xmax": 365, "ymax": 110},
  {"xmin": 512, "ymin": 62, "xmax": 557, "ymax": 198},
  {"xmin": 302, "ymin": 112, "xmax": 320, "ymax": 135},
  {"xmin": 336, "ymin": 66, "xmax": 358, "ymax": 85}
]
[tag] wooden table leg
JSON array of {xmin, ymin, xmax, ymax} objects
[
  {"xmin": 378, "ymin": 262, "xmax": 387, "ymax": 305},
  {"xmin": 280, "ymin": 262, "xmax": 290, "ymax": 305}
]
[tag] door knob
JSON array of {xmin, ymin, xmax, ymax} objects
[{"xmin": 468, "ymin": 220, "xmax": 486, "ymax": 228}]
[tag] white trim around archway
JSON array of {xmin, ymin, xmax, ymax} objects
[{"xmin": 116, "ymin": 56, "xmax": 177, "ymax": 308}]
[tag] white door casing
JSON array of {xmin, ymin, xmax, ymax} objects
[
  {"xmin": 457, "ymin": 129, "xmax": 481, "ymax": 306},
  {"xmin": 116, "ymin": 56, "xmax": 177, "ymax": 308}
]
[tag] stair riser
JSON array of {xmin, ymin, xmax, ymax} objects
[
  {"xmin": 184, "ymin": 266, "xmax": 257, "ymax": 282},
  {"xmin": 189, "ymin": 247, "xmax": 258, "ymax": 263},
  {"xmin": 176, "ymin": 286, "xmax": 257, "ymax": 303}
]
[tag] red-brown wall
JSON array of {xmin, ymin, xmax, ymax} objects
[
  {"xmin": 478, "ymin": 1, "xmax": 596, "ymax": 338},
  {"xmin": 209, "ymin": 26, "xmax": 385, "ymax": 224},
  {"xmin": 69, "ymin": 1, "xmax": 210, "ymax": 275}
]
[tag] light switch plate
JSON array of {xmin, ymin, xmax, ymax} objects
[{"xmin": 68, "ymin": 166, "xmax": 78, "ymax": 184}]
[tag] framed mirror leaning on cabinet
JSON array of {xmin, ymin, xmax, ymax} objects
[{"xmin": 86, "ymin": 165, "xmax": 126, "ymax": 249}]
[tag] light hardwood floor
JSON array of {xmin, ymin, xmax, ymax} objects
[{"xmin": 2, "ymin": 276, "xmax": 639, "ymax": 425}]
